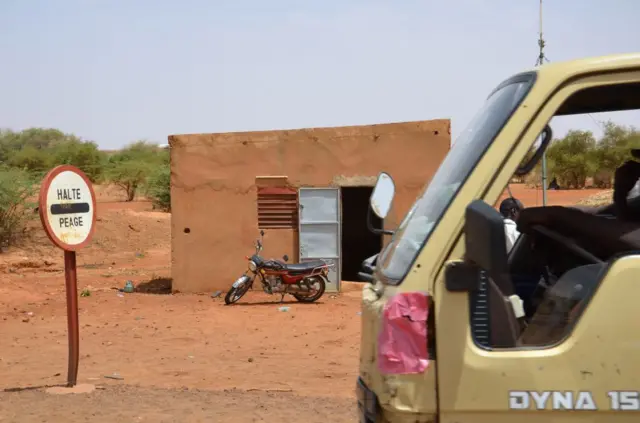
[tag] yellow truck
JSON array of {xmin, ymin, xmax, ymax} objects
[{"xmin": 357, "ymin": 53, "xmax": 640, "ymax": 423}]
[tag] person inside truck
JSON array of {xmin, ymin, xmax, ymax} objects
[
  {"xmin": 504, "ymin": 152, "xmax": 640, "ymax": 345},
  {"xmin": 499, "ymin": 197, "xmax": 524, "ymax": 252},
  {"xmin": 613, "ymin": 158, "xmax": 640, "ymax": 220}
]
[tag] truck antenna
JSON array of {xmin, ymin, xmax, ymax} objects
[{"xmin": 537, "ymin": 0, "xmax": 548, "ymax": 206}]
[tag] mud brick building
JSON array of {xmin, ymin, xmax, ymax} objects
[{"xmin": 169, "ymin": 119, "xmax": 450, "ymax": 292}]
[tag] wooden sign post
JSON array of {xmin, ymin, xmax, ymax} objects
[{"xmin": 38, "ymin": 165, "xmax": 97, "ymax": 387}]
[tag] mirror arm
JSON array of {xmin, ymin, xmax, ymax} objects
[
  {"xmin": 357, "ymin": 272, "xmax": 374, "ymax": 282},
  {"xmin": 367, "ymin": 208, "xmax": 394, "ymax": 236},
  {"xmin": 514, "ymin": 125, "xmax": 553, "ymax": 176}
]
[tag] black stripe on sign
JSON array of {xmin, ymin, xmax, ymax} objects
[{"xmin": 50, "ymin": 203, "xmax": 90, "ymax": 215}]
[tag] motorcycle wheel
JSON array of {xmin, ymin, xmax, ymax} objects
[
  {"xmin": 293, "ymin": 275, "xmax": 326, "ymax": 303},
  {"xmin": 224, "ymin": 281, "xmax": 251, "ymax": 305}
]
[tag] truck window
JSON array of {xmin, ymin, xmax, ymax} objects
[
  {"xmin": 470, "ymin": 80, "xmax": 640, "ymax": 349},
  {"xmin": 377, "ymin": 73, "xmax": 536, "ymax": 283}
]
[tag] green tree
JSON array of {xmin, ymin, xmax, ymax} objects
[
  {"xmin": 0, "ymin": 128, "xmax": 68, "ymax": 162},
  {"xmin": 546, "ymin": 130, "xmax": 597, "ymax": 189},
  {"xmin": 0, "ymin": 128, "xmax": 106, "ymax": 181},
  {"xmin": 50, "ymin": 139, "xmax": 107, "ymax": 182},
  {"xmin": 105, "ymin": 140, "xmax": 166, "ymax": 201},
  {"xmin": 0, "ymin": 129, "xmax": 19, "ymax": 163},
  {"xmin": 524, "ymin": 162, "xmax": 542, "ymax": 188},
  {"xmin": 591, "ymin": 121, "xmax": 640, "ymax": 187},
  {"xmin": 0, "ymin": 167, "xmax": 37, "ymax": 249},
  {"xmin": 7, "ymin": 146, "xmax": 52, "ymax": 174},
  {"xmin": 105, "ymin": 160, "xmax": 153, "ymax": 202},
  {"xmin": 109, "ymin": 140, "xmax": 165, "ymax": 165},
  {"xmin": 8, "ymin": 128, "xmax": 67, "ymax": 151},
  {"xmin": 145, "ymin": 164, "xmax": 171, "ymax": 211}
]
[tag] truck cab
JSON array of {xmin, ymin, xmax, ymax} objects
[{"xmin": 357, "ymin": 53, "xmax": 640, "ymax": 422}]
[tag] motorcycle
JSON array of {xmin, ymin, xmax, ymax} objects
[{"xmin": 224, "ymin": 230, "xmax": 333, "ymax": 305}]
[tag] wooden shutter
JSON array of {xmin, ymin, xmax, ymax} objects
[{"xmin": 257, "ymin": 186, "xmax": 298, "ymax": 229}]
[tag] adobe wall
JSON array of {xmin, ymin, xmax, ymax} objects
[{"xmin": 169, "ymin": 119, "xmax": 450, "ymax": 293}]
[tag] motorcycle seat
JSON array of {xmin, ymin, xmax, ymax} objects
[
  {"xmin": 263, "ymin": 260, "xmax": 284, "ymax": 269},
  {"xmin": 284, "ymin": 260, "xmax": 327, "ymax": 273}
]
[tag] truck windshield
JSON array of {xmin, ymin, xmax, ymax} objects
[{"xmin": 377, "ymin": 73, "xmax": 536, "ymax": 283}]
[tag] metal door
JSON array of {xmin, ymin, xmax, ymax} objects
[{"xmin": 298, "ymin": 187, "xmax": 341, "ymax": 292}]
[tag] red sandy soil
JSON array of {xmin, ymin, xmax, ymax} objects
[
  {"xmin": 0, "ymin": 184, "xmax": 602, "ymax": 422},
  {"xmin": 498, "ymin": 184, "xmax": 606, "ymax": 208},
  {"xmin": 1, "ymin": 185, "xmax": 359, "ymax": 422}
]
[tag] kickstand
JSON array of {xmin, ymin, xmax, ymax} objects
[{"xmin": 280, "ymin": 294, "xmax": 285, "ymax": 303}]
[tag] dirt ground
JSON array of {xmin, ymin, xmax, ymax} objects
[
  {"xmin": 498, "ymin": 184, "xmax": 606, "ymax": 208},
  {"xmin": 0, "ymin": 184, "xmax": 603, "ymax": 422},
  {"xmin": 2, "ymin": 386, "xmax": 356, "ymax": 423}
]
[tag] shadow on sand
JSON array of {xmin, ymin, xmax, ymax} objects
[
  {"xmin": 229, "ymin": 299, "xmax": 325, "ymax": 307},
  {"xmin": 4, "ymin": 383, "xmax": 67, "ymax": 393},
  {"xmin": 135, "ymin": 277, "xmax": 173, "ymax": 295}
]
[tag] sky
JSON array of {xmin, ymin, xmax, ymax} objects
[{"xmin": 1, "ymin": 0, "xmax": 640, "ymax": 149}]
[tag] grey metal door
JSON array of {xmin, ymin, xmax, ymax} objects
[{"xmin": 298, "ymin": 187, "xmax": 341, "ymax": 292}]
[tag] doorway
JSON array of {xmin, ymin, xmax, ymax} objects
[{"xmin": 341, "ymin": 187, "xmax": 383, "ymax": 282}]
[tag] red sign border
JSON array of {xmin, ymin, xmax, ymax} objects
[{"xmin": 38, "ymin": 165, "xmax": 97, "ymax": 251}]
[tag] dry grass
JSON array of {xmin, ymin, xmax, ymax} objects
[{"xmin": 576, "ymin": 189, "xmax": 613, "ymax": 207}]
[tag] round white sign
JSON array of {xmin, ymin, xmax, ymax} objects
[{"xmin": 40, "ymin": 166, "xmax": 96, "ymax": 250}]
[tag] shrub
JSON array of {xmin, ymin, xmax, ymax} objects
[
  {"xmin": 105, "ymin": 160, "xmax": 153, "ymax": 202},
  {"xmin": 109, "ymin": 140, "xmax": 166, "ymax": 164},
  {"xmin": 146, "ymin": 164, "xmax": 171, "ymax": 211},
  {"xmin": 105, "ymin": 141, "xmax": 166, "ymax": 201},
  {"xmin": 592, "ymin": 169, "xmax": 614, "ymax": 188},
  {"xmin": 50, "ymin": 139, "xmax": 107, "ymax": 182},
  {"xmin": 0, "ymin": 128, "xmax": 106, "ymax": 181},
  {"xmin": 546, "ymin": 130, "xmax": 596, "ymax": 189},
  {"xmin": 0, "ymin": 167, "xmax": 37, "ymax": 249},
  {"xmin": 7, "ymin": 146, "xmax": 52, "ymax": 174}
]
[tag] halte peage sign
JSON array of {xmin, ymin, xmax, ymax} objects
[
  {"xmin": 37, "ymin": 165, "xmax": 97, "ymax": 388},
  {"xmin": 39, "ymin": 165, "xmax": 96, "ymax": 250}
]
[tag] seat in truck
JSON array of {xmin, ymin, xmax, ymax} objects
[{"xmin": 517, "ymin": 206, "xmax": 640, "ymax": 260}]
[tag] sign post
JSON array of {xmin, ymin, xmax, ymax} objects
[{"xmin": 38, "ymin": 165, "xmax": 97, "ymax": 387}]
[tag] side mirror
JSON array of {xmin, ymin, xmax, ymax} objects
[
  {"xmin": 282, "ymin": 254, "xmax": 289, "ymax": 262},
  {"xmin": 357, "ymin": 253, "xmax": 378, "ymax": 282},
  {"xmin": 514, "ymin": 125, "xmax": 553, "ymax": 176},
  {"xmin": 446, "ymin": 200, "xmax": 510, "ymax": 293},
  {"xmin": 465, "ymin": 200, "xmax": 508, "ymax": 274},
  {"xmin": 370, "ymin": 172, "xmax": 395, "ymax": 219}
]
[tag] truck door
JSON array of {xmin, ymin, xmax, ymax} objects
[
  {"xmin": 434, "ymin": 69, "xmax": 640, "ymax": 422},
  {"xmin": 437, "ymin": 253, "xmax": 640, "ymax": 422}
]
